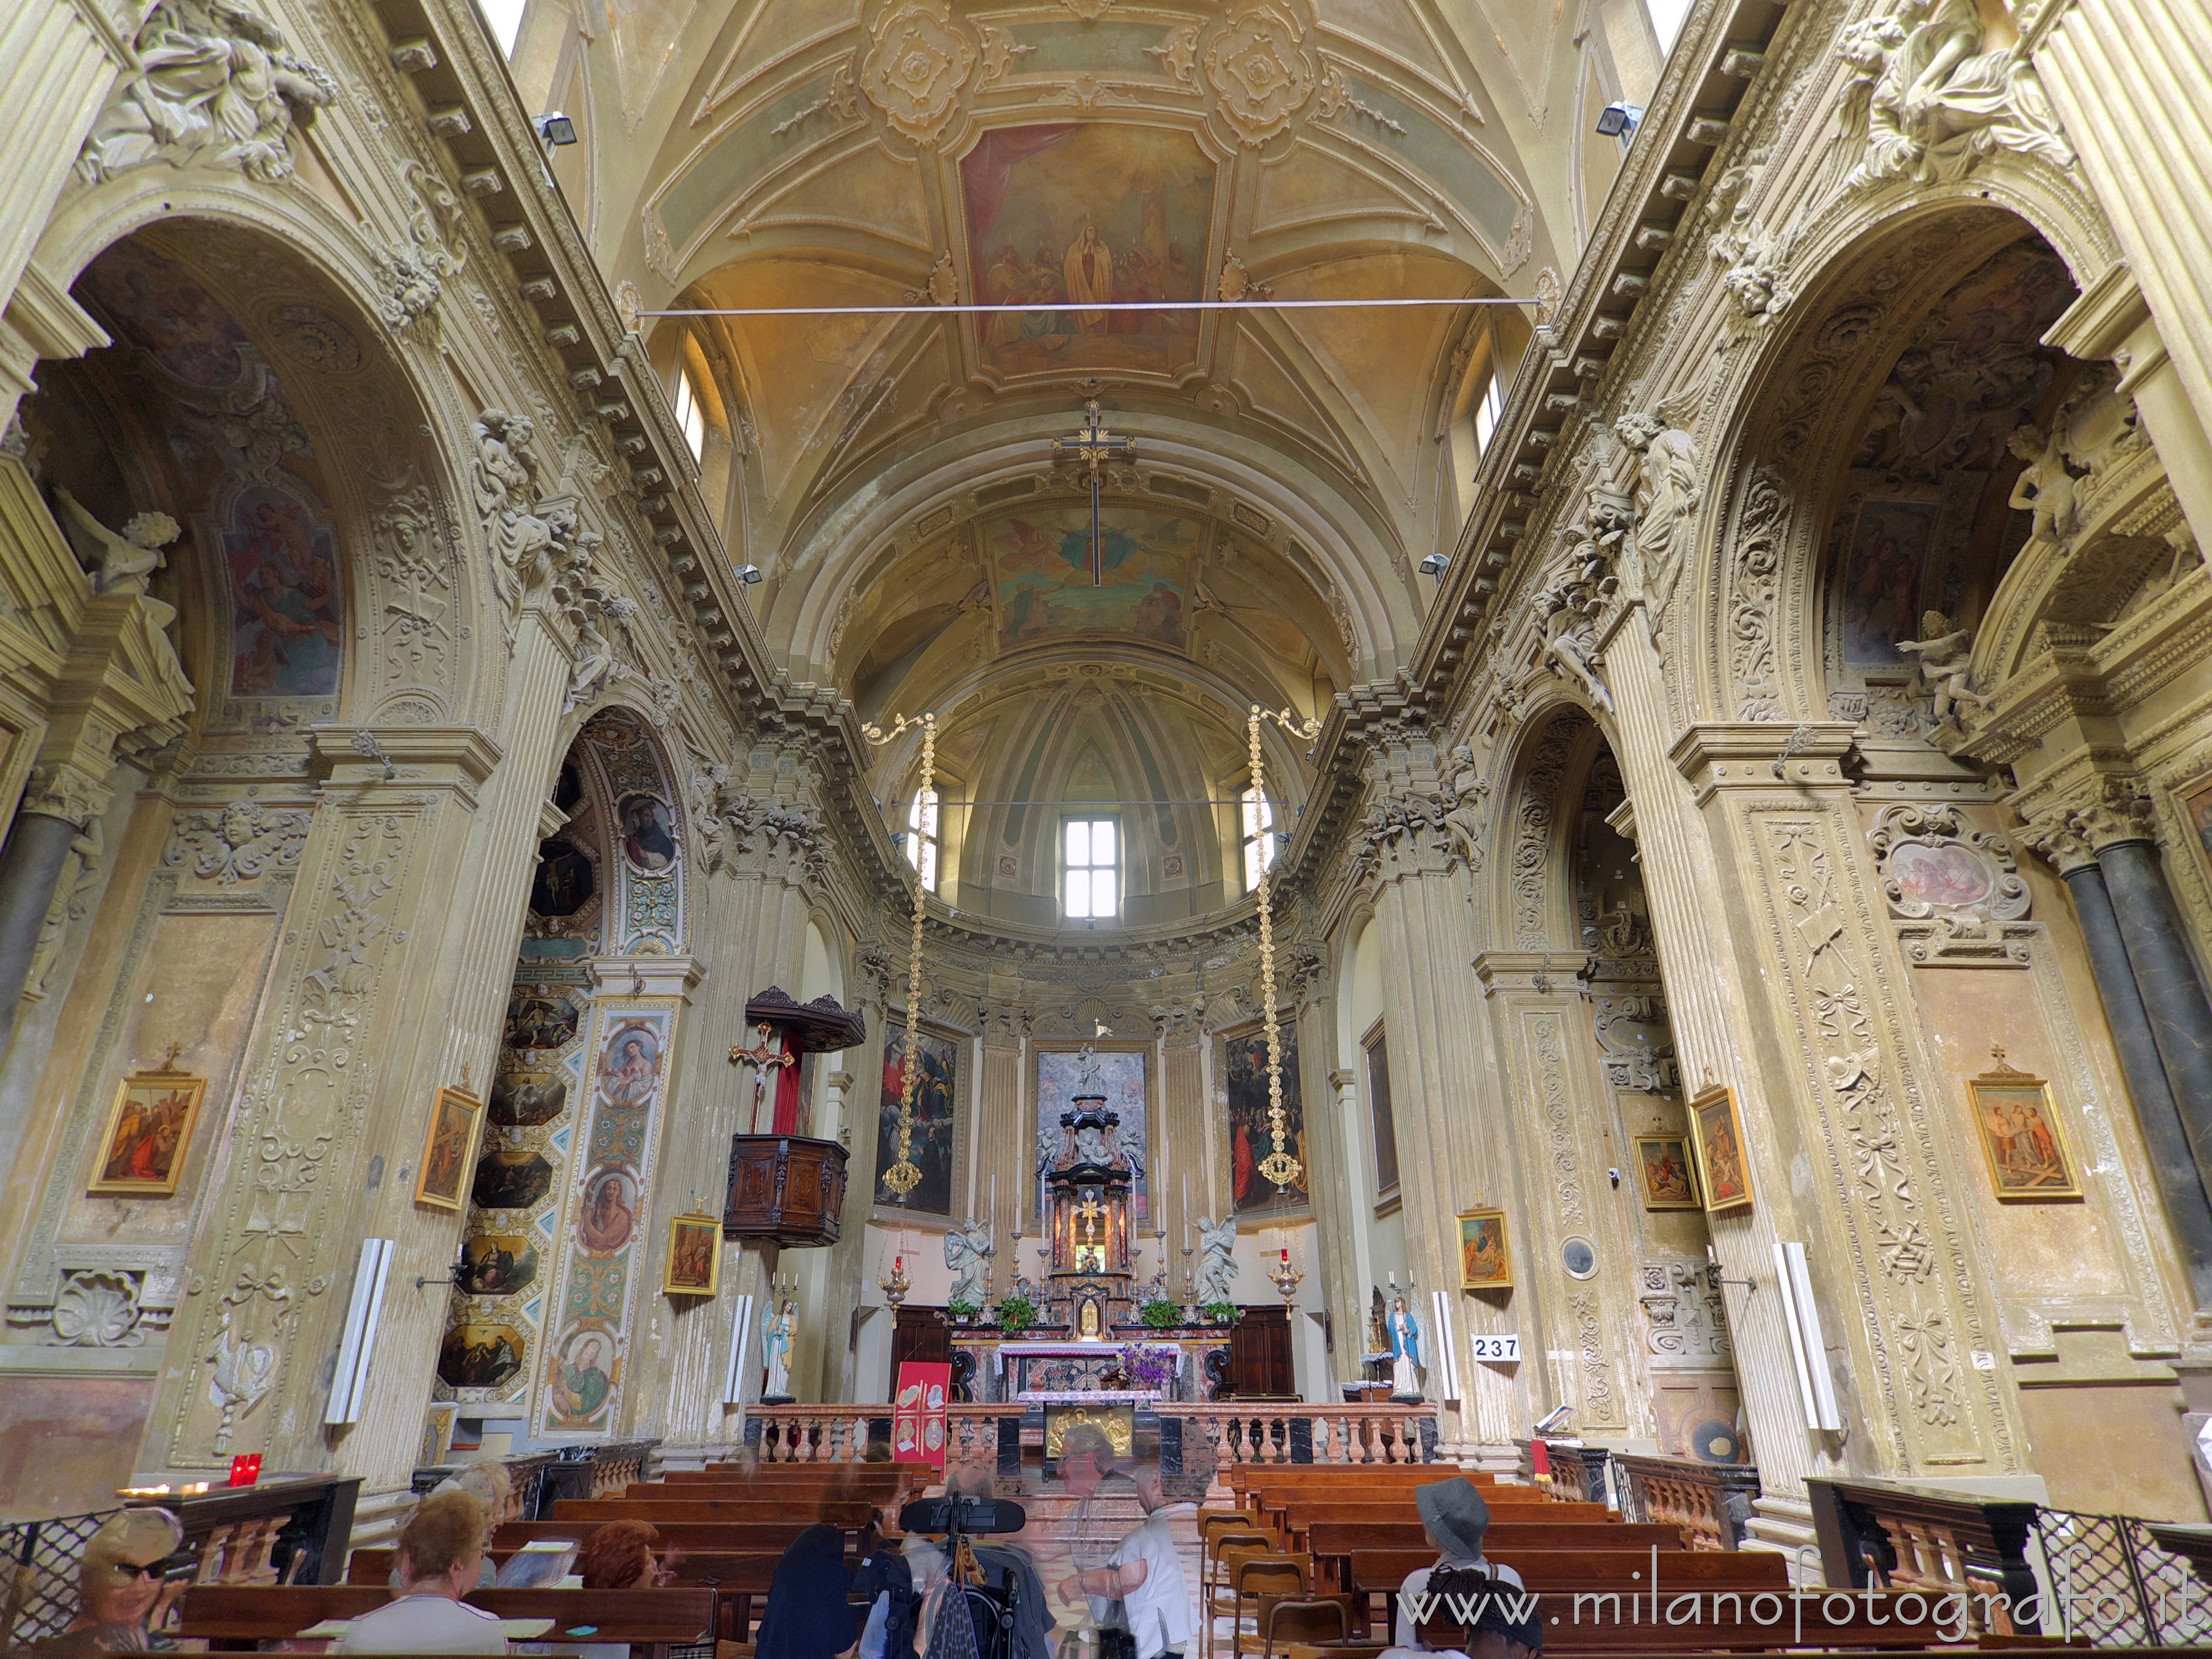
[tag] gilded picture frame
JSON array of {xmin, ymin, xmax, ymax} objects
[
  {"xmin": 416, "ymin": 1084, "xmax": 484, "ymax": 1211},
  {"xmin": 1967, "ymin": 1057, "xmax": 2081, "ymax": 1201},
  {"xmin": 1457, "ymin": 1207, "xmax": 1513, "ymax": 1291},
  {"xmin": 1632, "ymin": 1134, "xmax": 1702, "ymax": 1211},
  {"xmin": 89, "ymin": 1065, "xmax": 207, "ymax": 1196},
  {"xmin": 1688, "ymin": 1083, "xmax": 1753, "ymax": 1215},
  {"xmin": 663, "ymin": 1211, "xmax": 722, "ymax": 1297}
]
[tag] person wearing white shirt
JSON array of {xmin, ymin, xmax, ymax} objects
[
  {"xmin": 338, "ymin": 1490, "xmax": 509, "ymax": 1655},
  {"xmin": 1392, "ymin": 1478, "xmax": 1525, "ymax": 1651},
  {"xmin": 1056, "ymin": 1462, "xmax": 1194, "ymax": 1659}
]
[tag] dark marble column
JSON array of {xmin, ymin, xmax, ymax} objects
[
  {"xmin": 0, "ymin": 808, "xmax": 86, "ymax": 1061},
  {"xmin": 2100, "ymin": 837, "xmax": 2212, "ymax": 1160},
  {"xmin": 2063, "ymin": 862, "xmax": 2212, "ymax": 1304}
]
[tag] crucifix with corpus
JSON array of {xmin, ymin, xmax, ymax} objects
[{"xmin": 1051, "ymin": 398, "xmax": 1135, "ymax": 586}]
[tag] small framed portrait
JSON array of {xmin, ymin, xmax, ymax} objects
[
  {"xmin": 1457, "ymin": 1208, "xmax": 1514, "ymax": 1290},
  {"xmin": 1968, "ymin": 1055, "xmax": 2080, "ymax": 1200},
  {"xmin": 662, "ymin": 1211, "xmax": 722, "ymax": 1297},
  {"xmin": 1689, "ymin": 1083, "xmax": 1753, "ymax": 1215},
  {"xmin": 90, "ymin": 1065, "xmax": 207, "ymax": 1196},
  {"xmin": 1633, "ymin": 1135, "xmax": 1701, "ymax": 1210},
  {"xmin": 416, "ymin": 1086, "xmax": 484, "ymax": 1211}
]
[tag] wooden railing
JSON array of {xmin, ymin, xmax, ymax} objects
[
  {"xmin": 1615, "ymin": 1453, "xmax": 1760, "ymax": 1550},
  {"xmin": 741, "ymin": 1400, "xmax": 1440, "ymax": 1474},
  {"xmin": 1808, "ymin": 1477, "xmax": 2043, "ymax": 1636}
]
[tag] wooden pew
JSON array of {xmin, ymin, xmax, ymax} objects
[
  {"xmin": 1307, "ymin": 1520, "xmax": 1688, "ymax": 1594},
  {"xmin": 341, "ymin": 1548, "xmax": 781, "ymax": 1639},
  {"xmin": 550, "ymin": 1497, "xmax": 877, "ymax": 1526},
  {"xmin": 1270, "ymin": 1498, "xmax": 1609, "ymax": 1551},
  {"xmin": 175, "ymin": 1583, "xmax": 718, "ymax": 1656},
  {"xmin": 1228, "ymin": 1466, "xmax": 1496, "ymax": 1488},
  {"xmin": 497, "ymin": 1519, "xmax": 822, "ymax": 1553}
]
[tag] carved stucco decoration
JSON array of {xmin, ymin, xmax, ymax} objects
[
  {"xmin": 1638, "ymin": 1257, "xmax": 1732, "ymax": 1366},
  {"xmin": 1836, "ymin": 0, "xmax": 2073, "ymax": 190},
  {"xmin": 1615, "ymin": 413, "xmax": 1700, "ymax": 623},
  {"xmin": 1509, "ymin": 719, "xmax": 1580, "ymax": 948},
  {"xmin": 164, "ymin": 801, "xmax": 311, "ymax": 886},
  {"xmin": 76, "ymin": 0, "xmax": 337, "ymax": 186},
  {"xmin": 1592, "ymin": 994, "xmax": 1677, "ymax": 1093},
  {"xmin": 51, "ymin": 1270, "xmax": 147, "ymax": 1348},
  {"xmin": 1203, "ymin": 0, "xmax": 1323, "ymax": 148},
  {"xmin": 858, "ymin": 0, "xmax": 977, "ymax": 148},
  {"xmin": 1723, "ymin": 463, "xmax": 1791, "ymax": 719},
  {"xmin": 1869, "ymin": 802, "xmax": 2029, "ymax": 948},
  {"xmin": 368, "ymin": 483, "xmax": 461, "ymax": 701}
]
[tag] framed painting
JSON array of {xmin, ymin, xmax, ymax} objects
[
  {"xmin": 1222, "ymin": 1022, "xmax": 1308, "ymax": 1219},
  {"xmin": 1689, "ymin": 1083, "xmax": 1753, "ymax": 1215},
  {"xmin": 663, "ymin": 1211, "xmax": 722, "ymax": 1297},
  {"xmin": 1968, "ymin": 1057, "xmax": 2080, "ymax": 1199},
  {"xmin": 2180, "ymin": 772, "xmax": 2212, "ymax": 895},
  {"xmin": 90, "ymin": 1065, "xmax": 207, "ymax": 1196},
  {"xmin": 875, "ymin": 1023, "xmax": 962, "ymax": 1219},
  {"xmin": 1458, "ymin": 1208, "xmax": 1513, "ymax": 1290},
  {"xmin": 416, "ymin": 1085, "xmax": 483, "ymax": 1211},
  {"xmin": 1634, "ymin": 1135, "xmax": 1701, "ymax": 1210}
]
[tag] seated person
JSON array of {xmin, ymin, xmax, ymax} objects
[
  {"xmin": 1408, "ymin": 1567, "xmax": 1538, "ymax": 1659},
  {"xmin": 758, "ymin": 1524, "xmax": 855, "ymax": 1659},
  {"xmin": 339, "ymin": 1491, "xmax": 508, "ymax": 1654},
  {"xmin": 531, "ymin": 1522, "xmax": 666, "ymax": 1659},
  {"xmin": 1393, "ymin": 1479, "xmax": 1525, "ymax": 1650},
  {"xmin": 38, "ymin": 1508, "xmax": 185, "ymax": 1655}
]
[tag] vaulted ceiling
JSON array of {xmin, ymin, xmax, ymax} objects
[{"xmin": 513, "ymin": 0, "xmax": 1660, "ymax": 919}]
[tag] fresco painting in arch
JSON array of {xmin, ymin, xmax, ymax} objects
[
  {"xmin": 988, "ymin": 503, "xmax": 1197, "ymax": 650},
  {"xmin": 962, "ymin": 122, "xmax": 1214, "ymax": 377}
]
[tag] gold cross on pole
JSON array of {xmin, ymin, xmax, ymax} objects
[{"xmin": 1050, "ymin": 399, "xmax": 1135, "ymax": 587}]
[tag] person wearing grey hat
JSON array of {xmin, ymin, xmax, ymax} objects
[{"xmin": 1392, "ymin": 1479, "xmax": 1525, "ymax": 1650}]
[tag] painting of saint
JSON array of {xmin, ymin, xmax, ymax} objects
[
  {"xmin": 1839, "ymin": 499, "xmax": 1936, "ymax": 667},
  {"xmin": 222, "ymin": 483, "xmax": 345, "ymax": 697},
  {"xmin": 1634, "ymin": 1135, "xmax": 1699, "ymax": 1210},
  {"xmin": 490, "ymin": 1065, "xmax": 567, "ymax": 1127},
  {"xmin": 1968, "ymin": 1070, "xmax": 2080, "ymax": 1198},
  {"xmin": 90, "ymin": 1068, "xmax": 207, "ymax": 1196},
  {"xmin": 1223, "ymin": 1026, "xmax": 1307, "ymax": 1218},
  {"xmin": 876, "ymin": 1025, "xmax": 959, "ymax": 1217},
  {"xmin": 530, "ymin": 837, "xmax": 596, "ymax": 918},
  {"xmin": 472, "ymin": 1149, "xmax": 555, "ymax": 1212},
  {"xmin": 989, "ymin": 505, "xmax": 1196, "ymax": 651},
  {"xmin": 547, "ymin": 1327, "xmax": 617, "ymax": 1427},
  {"xmin": 460, "ymin": 1235, "xmax": 540, "ymax": 1296},
  {"xmin": 617, "ymin": 792, "xmax": 677, "ymax": 874},
  {"xmin": 438, "ymin": 1322, "xmax": 526, "ymax": 1391},
  {"xmin": 577, "ymin": 1166, "xmax": 639, "ymax": 1253},
  {"xmin": 598, "ymin": 1022, "xmax": 661, "ymax": 1105},
  {"xmin": 662, "ymin": 1214, "xmax": 719, "ymax": 1296},
  {"xmin": 961, "ymin": 123, "xmax": 1213, "ymax": 377},
  {"xmin": 1690, "ymin": 1084, "xmax": 1753, "ymax": 1214},
  {"xmin": 1458, "ymin": 1209, "xmax": 1512, "ymax": 1290},
  {"xmin": 415, "ymin": 1086, "xmax": 482, "ymax": 1211}
]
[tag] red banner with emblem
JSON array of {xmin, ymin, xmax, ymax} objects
[{"xmin": 892, "ymin": 1360, "xmax": 951, "ymax": 1468}]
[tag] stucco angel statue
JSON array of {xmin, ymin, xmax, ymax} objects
[
  {"xmin": 1895, "ymin": 610, "xmax": 1985, "ymax": 724},
  {"xmin": 944, "ymin": 1215, "xmax": 994, "ymax": 1307},
  {"xmin": 1196, "ymin": 1213, "xmax": 1239, "ymax": 1305}
]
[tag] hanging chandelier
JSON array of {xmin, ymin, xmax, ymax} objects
[
  {"xmin": 1248, "ymin": 703, "xmax": 1319, "ymax": 1192},
  {"xmin": 863, "ymin": 710, "xmax": 936, "ymax": 1199}
]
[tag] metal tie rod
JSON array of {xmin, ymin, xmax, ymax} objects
[{"xmin": 641, "ymin": 295, "xmax": 1537, "ymax": 319}]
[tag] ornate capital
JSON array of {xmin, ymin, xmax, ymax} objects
[
  {"xmin": 19, "ymin": 760, "xmax": 112, "ymax": 824},
  {"xmin": 2014, "ymin": 809, "xmax": 2098, "ymax": 875}
]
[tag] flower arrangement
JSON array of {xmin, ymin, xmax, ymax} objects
[
  {"xmin": 995, "ymin": 1292, "xmax": 1037, "ymax": 1331},
  {"xmin": 1202, "ymin": 1301, "xmax": 1242, "ymax": 1326},
  {"xmin": 1118, "ymin": 1343, "xmax": 1178, "ymax": 1393},
  {"xmin": 1138, "ymin": 1298, "xmax": 1182, "ymax": 1329}
]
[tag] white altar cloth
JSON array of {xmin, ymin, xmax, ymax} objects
[
  {"xmin": 990, "ymin": 1340, "xmax": 1188, "ymax": 1375},
  {"xmin": 1014, "ymin": 1389, "xmax": 1165, "ymax": 1404}
]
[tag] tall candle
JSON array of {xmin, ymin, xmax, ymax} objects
[
  {"xmin": 1182, "ymin": 1172, "xmax": 1190, "ymax": 1250},
  {"xmin": 990, "ymin": 1173, "xmax": 998, "ymax": 1243}
]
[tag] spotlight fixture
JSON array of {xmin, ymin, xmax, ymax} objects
[
  {"xmin": 535, "ymin": 112, "xmax": 578, "ymax": 147},
  {"xmin": 1418, "ymin": 552, "xmax": 1451, "ymax": 576},
  {"xmin": 737, "ymin": 563, "xmax": 764, "ymax": 586},
  {"xmin": 1595, "ymin": 101, "xmax": 1643, "ymax": 140}
]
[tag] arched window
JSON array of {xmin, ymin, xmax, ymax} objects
[
  {"xmin": 906, "ymin": 784, "xmax": 939, "ymax": 893},
  {"xmin": 1240, "ymin": 784, "xmax": 1275, "ymax": 893},
  {"xmin": 671, "ymin": 367, "xmax": 707, "ymax": 461}
]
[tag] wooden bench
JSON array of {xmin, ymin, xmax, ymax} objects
[
  {"xmin": 1307, "ymin": 1520, "xmax": 1687, "ymax": 1594},
  {"xmin": 1228, "ymin": 1467, "xmax": 1495, "ymax": 1489},
  {"xmin": 175, "ymin": 1583, "xmax": 718, "ymax": 1656},
  {"xmin": 497, "ymin": 1519, "xmax": 827, "ymax": 1553},
  {"xmin": 549, "ymin": 1497, "xmax": 877, "ymax": 1526},
  {"xmin": 342, "ymin": 1548, "xmax": 781, "ymax": 1639}
]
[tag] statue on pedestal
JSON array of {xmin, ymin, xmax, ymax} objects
[
  {"xmin": 1389, "ymin": 1295, "xmax": 1422, "ymax": 1397},
  {"xmin": 945, "ymin": 1216, "xmax": 993, "ymax": 1307},
  {"xmin": 760, "ymin": 1298, "xmax": 795, "ymax": 1400},
  {"xmin": 1196, "ymin": 1213, "xmax": 1238, "ymax": 1305}
]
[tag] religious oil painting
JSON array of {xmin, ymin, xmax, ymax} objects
[
  {"xmin": 473, "ymin": 1149, "xmax": 555, "ymax": 1212},
  {"xmin": 875, "ymin": 1024, "xmax": 961, "ymax": 1218},
  {"xmin": 1888, "ymin": 839, "xmax": 1995, "ymax": 910},
  {"xmin": 1689, "ymin": 1083, "xmax": 1754, "ymax": 1215},
  {"xmin": 490, "ymin": 1062, "xmax": 568, "ymax": 1127},
  {"xmin": 1968, "ymin": 1062, "xmax": 2080, "ymax": 1199},
  {"xmin": 506, "ymin": 985, "xmax": 583, "ymax": 1050},
  {"xmin": 576, "ymin": 1165, "xmax": 640, "ymax": 1254},
  {"xmin": 1838, "ymin": 498, "xmax": 1937, "ymax": 667},
  {"xmin": 546, "ymin": 1325, "xmax": 619, "ymax": 1430},
  {"xmin": 1223, "ymin": 1024, "xmax": 1308, "ymax": 1219},
  {"xmin": 1458, "ymin": 1208, "xmax": 1513, "ymax": 1290},
  {"xmin": 1634, "ymin": 1135, "xmax": 1700, "ymax": 1211},
  {"xmin": 221, "ymin": 481, "xmax": 345, "ymax": 697},
  {"xmin": 663, "ymin": 1212, "xmax": 721, "ymax": 1297},
  {"xmin": 986, "ymin": 504, "xmax": 1197, "ymax": 651},
  {"xmin": 616, "ymin": 792, "xmax": 679, "ymax": 875},
  {"xmin": 89, "ymin": 1066, "xmax": 207, "ymax": 1196},
  {"xmin": 1036, "ymin": 1046, "xmax": 1150, "ymax": 1224},
  {"xmin": 438, "ymin": 1322, "xmax": 526, "ymax": 1391},
  {"xmin": 529, "ymin": 836, "xmax": 596, "ymax": 919},
  {"xmin": 598, "ymin": 1020, "xmax": 662, "ymax": 1105},
  {"xmin": 460, "ymin": 1235, "xmax": 540, "ymax": 1296},
  {"xmin": 961, "ymin": 123, "xmax": 1214, "ymax": 379},
  {"xmin": 415, "ymin": 1085, "xmax": 483, "ymax": 1210},
  {"xmin": 2183, "ymin": 774, "xmax": 2212, "ymax": 891}
]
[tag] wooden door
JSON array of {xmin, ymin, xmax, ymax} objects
[
  {"xmin": 1228, "ymin": 1305, "xmax": 1293, "ymax": 1397},
  {"xmin": 889, "ymin": 1305, "xmax": 948, "ymax": 1395}
]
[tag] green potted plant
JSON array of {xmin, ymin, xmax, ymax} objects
[
  {"xmin": 946, "ymin": 1297, "xmax": 979, "ymax": 1325},
  {"xmin": 1202, "ymin": 1301, "xmax": 1241, "ymax": 1326},
  {"xmin": 996, "ymin": 1292, "xmax": 1037, "ymax": 1332},
  {"xmin": 1139, "ymin": 1298, "xmax": 1182, "ymax": 1329}
]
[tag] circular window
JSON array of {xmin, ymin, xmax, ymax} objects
[{"xmin": 1561, "ymin": 1236, "xmax": 1598, "ymax": 1279}]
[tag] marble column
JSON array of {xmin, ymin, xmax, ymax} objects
[
  {"xmin": 2096, "ymin": 834, "xmax": 2212, "ymax": 1187},
  {"xmin": 2023, "ymin": 812, "xmax": 2212, "ymax": 1304}
]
